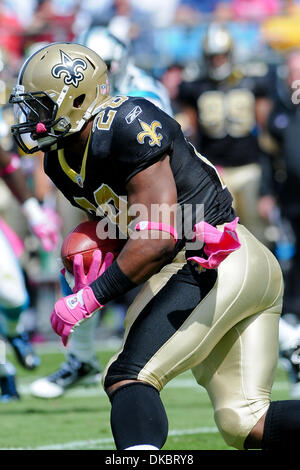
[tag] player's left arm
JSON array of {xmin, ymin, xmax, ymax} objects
[{"xmin": 117, "ymin": 153, "xmax": 178, "ymax": 283}]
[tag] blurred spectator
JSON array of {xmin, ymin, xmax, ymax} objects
[
  {"xmin": 75, "ymin": 0, "xmax": 181, "ymax": 48},
  {"xmin": 24, "ymin": 0, "xmax": 80, "ymax": 44},
  {"xmin": 0, "ymin": 0, "xmax": 23, "ymax": 64},
  {"xmin": 231, "ymin": 0, "xmax": 281, "ymax": 21},
  {"xmin": 3, "ymin": 0, "xmax": 37, "ymax": 28},
  {"xmin": 129, "ymin": 0, "xmax": 180, "ymax": 28},
  {"xmin": 161, "ymin": 64, "xmax": 184, "ymax": 109},
  {"xmin": 161, "ymin": 63, "xmax": 199, "ymax": 139},
  {"xmin": 284, "ymin": 0, "xmax": 300, "ymax": 15},
  {"xmin": 74, "ymin": 0, "xmax": 152, "ymax": 43},
  {"xmin": 256, "ymin": 49, "xmax": 300, "ymax": 399},
  {"xmin": 262, "ymin": 8, "xmax": 300, "ymax": 52},
  {"xmin": 73, "ymin": 0, "xmax": 119, "ymax": 33},
  {"xmin": 175, "ymin": 0, "xmax": 232, "ymax": 24},
  {"xmin": 260, "ymin": 50, "xmax": 300, "ymax": 318}
]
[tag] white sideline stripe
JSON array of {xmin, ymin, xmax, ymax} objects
[
  {"xmin": 0, "ymin": 427, "xmax": 219, "ymax": 450},
  {"xmin": 18, "ymin": 378, "xmax": 203, "ymax": 396},
  {"xmin": 31, "ymin": 340, "xmax": 122, "ymax": 354},
  {"xmin": 18, "ymin": 377, "xmax": 289, "ymax": 397}
]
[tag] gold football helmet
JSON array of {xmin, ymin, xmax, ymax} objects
[
  {"xmin": 202, "ymin": 23, "xmax": 234, "ymax": 81},
  {"xmin": 9, "ymin": 42, "xmax": 110, "ymax": 154}
]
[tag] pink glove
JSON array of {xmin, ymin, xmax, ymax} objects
[
  {"xmin": 22, "ymin": 198, "xmax": 61, "ymax": 252},
  {"xmin": 32, "ymin": 206, "xmax": 61, "ymax": 252},
  {"xmin": 32, "ymin": 223, "xmax": 59, "ymax": 252},
  {"xmin": 50, "ymin": 286, "xmax": 102, "ymax": 346},
  {"xmin": 72, "ymin": 249, "xmax": 114, "ymax": 293}
]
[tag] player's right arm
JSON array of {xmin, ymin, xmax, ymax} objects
[{"xmin": 50, "ymin": 154, "xmax": 178, "ymax": 346}]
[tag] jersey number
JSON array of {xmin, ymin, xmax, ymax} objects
[
  {"xmin": 94, "ymin": 95, "xmax": 129, "ymax": 131},
  {"xmin": 74, "ymin": 184, "xmax": 129, "ymax": 232},
  {"xmin": 197, "ymin": 89, "xmax": 255, "ymax": 139}
]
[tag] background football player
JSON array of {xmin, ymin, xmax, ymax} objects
[
  {"xmin": 178, "ymin": 22, "xmax": 272, "ymax": 245},
  {"xmin": 256, "ymin": 49, "xmax": 300, "ymax": 399},
  {"xmin": 178, "ymin": 21, "xmax": 300, "ymax": 401},
  {"xmin": 8, "ymin": 42, "xmax": 300, "ymax": 450},
  {"xmin": 0, "ymin": 143, "xmax": 61, "ymax": 401},
  {"xmin": 30, "ymin": 29, "xmax": 174, "ymax": 399}
]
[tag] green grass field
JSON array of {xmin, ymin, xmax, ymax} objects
[{"xmin": 0, "ymin": 344, "xmax": 292, "ymax": 451}]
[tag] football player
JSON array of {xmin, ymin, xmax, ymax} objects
[
  {"xmin": 9, "ymin": 42, "xmax": 299, "ymax": 450},
  {"xmin": 0, "ymin": 143, "xmax": 61, "ymax": 401},
  {"xmin": 30, "ymin": 29, "xmax": 174, "ymax": 399}
]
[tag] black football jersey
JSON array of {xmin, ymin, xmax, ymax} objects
[
  {"xmin": 179, "ymin": 69, "xmax": 270, "ymax": 167},
  {"xmin": 44, "ymin": 96, "xmax": 234, "ymax": 247}
]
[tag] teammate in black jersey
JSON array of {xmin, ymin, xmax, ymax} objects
[
  {"xmin": 9, "ymin": 42, "xmax": 300, "ymax": 450},
  {"xmin": 178, "ymin": 23, "xmax": 272, "ymax": 244}
]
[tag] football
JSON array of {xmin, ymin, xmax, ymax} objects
[{"xmin": 61, "ymin": 220, "xmax": 125, "ymax": 274}]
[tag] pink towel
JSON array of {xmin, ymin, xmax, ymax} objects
[{"xmin": 187, "ymin": 217, "xmax": 241, "ymax": 269}]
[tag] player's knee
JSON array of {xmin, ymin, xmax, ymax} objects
[
  {"xmin": 215, "ymin": 406, "xmax": 260, "ymax": 450},
  {"xmin": 104, "ymin": 362, "xmax": 162, "ymax": 395}
]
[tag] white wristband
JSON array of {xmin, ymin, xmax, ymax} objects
[
  {"xmin": 64, "ymin": 269, "xmax": 75, "ymax": 290},
  {"xmin": 22, "ymin": 197, "xmax": 44, "ymax": 226}
]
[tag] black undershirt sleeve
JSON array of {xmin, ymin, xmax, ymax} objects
[{"xmin": 90, "ymin": 261, "xmax": 137, "ymax": 305}]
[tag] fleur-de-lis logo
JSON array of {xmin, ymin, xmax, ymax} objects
[
  {"xmin": 137, "ymin": 120, "xmax": 163, "ymax": 147},
  {"xmin": 52, "ymin": 51, "xmax": 87, "ymax": 88}
]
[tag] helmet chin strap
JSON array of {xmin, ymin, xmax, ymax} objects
[
  {"xmin": 37, "ymin": 134, "xmax": 58, "ymax": 150},
  {"xmin": 35, "ymin": 115, "xmax": 72, "ymax": 151}
]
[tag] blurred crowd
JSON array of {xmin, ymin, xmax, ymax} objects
[{"xmin": 2, "ymin": 0, "xmax": 300, "ymax": 343}]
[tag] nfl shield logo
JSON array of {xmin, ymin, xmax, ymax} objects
[{"xmin": 76, "ymin": 175, "xmax": 83, "ymax": 187}]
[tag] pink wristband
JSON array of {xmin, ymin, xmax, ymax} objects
[
  {"xmin": 135, "ymin": 221, "xmax": 178, "ymax": 242},
  {"xmin": 0, "ymin": 154, "xmax": 21, "ymax": 176}
]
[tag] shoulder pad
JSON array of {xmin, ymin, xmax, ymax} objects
[{"xmin": 236, "ymin": 62, "xmax": 269, "ymax": 78}]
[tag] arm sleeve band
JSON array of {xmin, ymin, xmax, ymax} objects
[
  {"xmin": 135, "ymin": 221, "xmax": 178, "ymax": 242},
  {"xmin": 89, "ymin": 260, "xmax": 137, "ymax": 305}
]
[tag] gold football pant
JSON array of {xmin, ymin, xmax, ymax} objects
[
  {"xmin": 103, "ymin": 224, "xmax": 283, "ymax": 449},
  {"xmin": 221, "ymin": 163, "xmax": 268, "ymax": 246}
]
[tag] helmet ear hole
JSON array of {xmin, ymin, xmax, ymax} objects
[{"xmin": 73, "ymin": 94, "xmax": 86, "ymax": 108}]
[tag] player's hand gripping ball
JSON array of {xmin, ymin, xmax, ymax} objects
[
  {"xmin": 52, "ymin": 221, "xmax": 126, "ymax": 346},
  {"xmin": 61, "ymin": 220, "xmax": 124, "ymax": 275}
]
